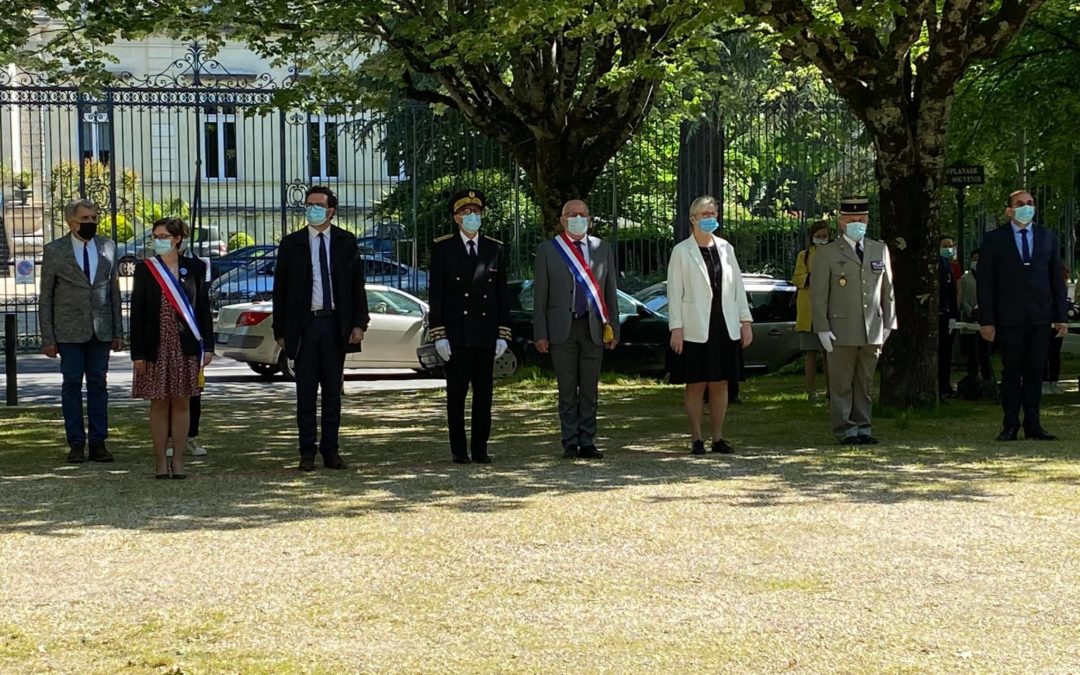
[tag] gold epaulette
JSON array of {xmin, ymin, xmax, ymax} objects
[
  {"xmin": 484, "ymin": 235, "xmax": 503, "ymax": 245},
  {"xmin": 433, "ymin": 234, "xmax": 453, "ymax": 243}
]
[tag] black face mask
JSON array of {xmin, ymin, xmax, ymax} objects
[{"xmin": 77, "ymin": 222, "xmax": 98, "ymax": 240}]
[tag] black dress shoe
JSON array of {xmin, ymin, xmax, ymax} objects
[
  {"xmin": 452, "ymin": 454, "xmax": 472, "ymax": 464},
  {"xmin": 710, "ymin": 439, "xmax": 735, "ymax": 454},
  {"xmin": 298, "ymin": 455, "xmax": 317, "ymax": 471},
  {"xmin": 562, "ymin": 445, "xmax": 579, "ymax": 459},
  {"xmin": 323, "ymin": 454, "xmax": 348, "ymax": 470},
  {"xmin": 996, "ymin": 427, "xmax": 1019, "ymax": 442},
  {"xmin": 856, "ymin": 435, "xmax": 880, "ymax": 445},
  {"xmin": 690, "ymin": 440, "xmax": 706, "ymax": 455},
  {"xmin": 67, "ymin": 443, "xmax": 86, "ymax": 464},
  {"xmin": 472, "ymin": 453, "xmax": 492, "ymax": 464},
  {"xmin": 578, "ymin": 446, "xmax": 604, "ymax": 459},
  {"xmin": 838, "ymin": 436, "xmax": 860, "ymax": 445},
  {"xmin": 88, "ymin": 442, "xmax": 114, "ymax": 463},
  {"xmin": 1024, "ymin": 427, "xmax": 1057, "ymax": 441}
]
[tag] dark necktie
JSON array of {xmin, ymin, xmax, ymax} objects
[
  {"xmin": 855, "ymin": 242, "xmax": 864, "ymax": 263},
  {"xmin": 467, "ymin": 239, "xmax": 476, "ymax": 258},
  {"xmin": 573, "ymin": 241, "xmax": 589, "ymax": 315},
  {"xmin": 318, "ymin": 232, "xmax": 333, "ymax": 310},
  {"xmin": 1020, "ymin": 228, "xmax": 1031, "ymax": 264},
  {"xmin": 82, "ymin": 243, "xmax": 91, "ymax": 282}
]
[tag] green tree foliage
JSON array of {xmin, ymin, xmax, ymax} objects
[{"xmin": 47, "ymin": 160, "xmax": 140, "ymax": 236}]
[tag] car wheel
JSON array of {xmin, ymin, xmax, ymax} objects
[
  {"xmin": 494, "ymin": 346, "xmax": 519, "ymax": 379},
  {"xmin": 118, "ymin": 257, "xmax": 136, "ymax": 276},
  {"xmin": 248, "ymin": 362, "xmax": 280, "ymax": 380},
  {"xmin": 277, "ymin": 352, "xmax": 296, "ymax": 382}
]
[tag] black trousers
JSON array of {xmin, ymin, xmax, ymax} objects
[
  {"xmin": 1046, "ymin": 328, "xmax": 1064, "ymax": 382},
  {"xmin": 938, "ymin": 315, "xmax": 956, "ymax": 393},
  {"xmin": 189, "ymin": 394, "xmax": 201, "ymax": 438},
  {"xmin": 445, "ymin": 346, "xmax": 495, "ymax": 458},
  {"xmin": 961, "ymin": 333, "xmax": 993, "ymax": 380},
  {"xmin": 294, "ymin": 315, "xmax": 346, "ymax": 457},
  {"xmin": 997, "ymin": 324, "xmax": 1051, "ymax": 430}
]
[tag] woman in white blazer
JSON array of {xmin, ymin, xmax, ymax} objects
[{"xmin": 667, "ymin": 195, "xmax": 753, "ymax": 455}]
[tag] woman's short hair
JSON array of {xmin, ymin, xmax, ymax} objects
[
  {"xmin": 153, "ymin": 217, "xmax": 189, "ymax": 240},
  {"xmin": 688, "ymin": 195, "xmax": 718, "ymax": 217}
]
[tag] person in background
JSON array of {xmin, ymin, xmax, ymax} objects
[
  {"xmin": 793, "ymin": 221, "xmax": 831, "ymax": 401},
  {"xmin": 959, "ymin": 248, "xmax": 993, "ymax": 383},
  {"xmin": 666, "ymin": 195, "xmax": 753, "ymax": 455},
  {"xmin": 977, "ymin": 189, "xmax": 1068, "ymax": 441},
  {"xmin": 810, "ymin": 197, "xmax": 896, "ymax": 445},
  {"xmin": 938, "ymin": 236, "xmax": 960, "ymax": 397},
  {"xmin": 1043, "ymin": 262, "xmax": 1073, "ymax": 395},
  {"xmin": 38, "ymin": 199, "xmax": 124, "ymax": 463},
  {"xmin": 129, "ymin": 218, "xmax": 214, "ymax": 478}
]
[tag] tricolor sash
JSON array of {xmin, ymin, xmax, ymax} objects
[
  {"xmin": 145, "ymin": 256, "xmax": 205, "ymax": 387},
  {"xmin": 552, "ymin": 234, "xmax": 614, "ymax": 343}
]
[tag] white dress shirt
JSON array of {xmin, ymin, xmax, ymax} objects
[
  {"xmin": 459, "ymin": 229, "xmax": 480, "ymax": 255},
  {"xmin": 71, "ymin": 235, "xmax": 99, "ymax": 282},
  {"xmin": 842, "ymin": 233, "xmax": 862, "ymax": 255},
  {"xmin": 308, "ymin": 226, "xmax": 334, "ymax": 311}
]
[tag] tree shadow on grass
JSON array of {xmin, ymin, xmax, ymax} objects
[{"xmin": 0, "ymin": 377, "xmax": 1076, "ymax": 536}]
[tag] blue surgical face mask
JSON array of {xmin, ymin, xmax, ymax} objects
[
  {"xmin": 940, "ymin": 247, "xmax": 955, "ymax": 259},
  {"xmin": 153, "ymin": 238, "xmax": 175, "ymax": 255},
  {"xmin": 1013, "ymin": 205, "xmax": 1035, "ymax": 225},
  {"xmin": 460, "ymin": 213, "xmax": 482, "ymax": 233},
  {"xmin": 813, "ymin": 237, "xmax": 828, "ymax": 246},
  {"xmin": 305, "ymin": 205, "xmax": 329, "ymax": 226},
  {"xmin": 845, "ymin": 221, "xmax": 867, "ymax": 241},
  {"xmin": 697, "ymin": 217, "xmax": 719, "ymax": 234},
  {"xmin": 566, "ymin": 216, "xmax": 588, "ymax": 236}
]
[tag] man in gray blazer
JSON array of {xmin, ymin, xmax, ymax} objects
[
  {"xmin": 533, "ymin": 199, "xmax": 620, "ymax": 459},
  {"xmin": 39, "ymin": 199, "xmax": 124, "ymax": 463},
  {"xmin": 810, "ymin": 197, "xmax": 896, "ymax": 445}
]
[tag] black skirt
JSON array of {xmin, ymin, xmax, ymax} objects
[{"xmin": 668, "ymin": 297, "xmax": 739, "ymax": 385}]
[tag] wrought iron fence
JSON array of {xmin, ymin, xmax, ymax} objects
[{"xmin": 1, "ymin": 42, "xmax": 883, "ymax": 349}]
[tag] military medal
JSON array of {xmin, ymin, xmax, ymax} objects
[{"xmin": 838, "ymin": 275, "xmax": 848, "ymax": 287}]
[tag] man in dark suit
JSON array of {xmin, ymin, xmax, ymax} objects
[
  {"xmin": 39, "ymin": 199, "xmax": 124, "ymax": 463},
  {"xmin": 273, "ymin": 186, "xmax": 370, "ymax": 471},
  {"xmin": 977, "ymin": 189, "xmax": 1069, "ymax": 441},
  {"xmin": 533, "ymin": 199, "xmax": 620, "ymax": 459},
  {"xmin": 428, "ymin": 189, "xmax": 511, "ymax": 464},
  {"xmin": 938, "ymin": 236, "xmax": 960, "ymax": 397}
]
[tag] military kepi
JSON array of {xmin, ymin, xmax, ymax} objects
[
  {"xmin": 839, "ymin": 196, "xmax": 869, "ymax": 215},
  {"xmin": 450, "ymin": 189, "xmax": 486, "ymax": 214}
]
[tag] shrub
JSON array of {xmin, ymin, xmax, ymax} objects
[{"xmin": 228, "ymin": 232, "xmax": 255, "ymax": 251}]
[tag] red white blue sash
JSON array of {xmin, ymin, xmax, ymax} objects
[
  {"xmin": 552, "ymin": 234, "xmax": 614, "ymax": 342},
  {"xmin": 146, "ymin": 256, "xmax": 205, "ymax": 384}
]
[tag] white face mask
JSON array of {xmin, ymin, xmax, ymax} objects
[{"xmin": 566, "ymin": 216, "xmax": 588, "ymax": 236}]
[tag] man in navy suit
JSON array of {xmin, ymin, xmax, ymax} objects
[{"xmin": 977, "ymin": 190, "xmax": 1069, "ymax": 441}]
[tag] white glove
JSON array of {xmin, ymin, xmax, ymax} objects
[
  {"xmin": 817, "ymin": 331, "xmax": 836, "ymax": 353},
  {"xmin": 948, "ymin": 319, "xmax": 956, "ymax": 334},
  {"xmin": 435, "ymin": 339, "xmax": 452, "ymax": 363},
  {"xmin": 494, "ymin": 339, "xmax": 508, "ymax": 358}
]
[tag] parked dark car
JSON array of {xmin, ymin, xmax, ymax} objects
[
  {"xmin": 418, "ymin": 276, "xmax": 802, "ymax": 378},
  {"xmin": 633, "ymin": 275, "xmax": 802, "ymax": 374},
  {"xmin": 209, "ymin": 244, "xmax": 277, "ymax": 279}
]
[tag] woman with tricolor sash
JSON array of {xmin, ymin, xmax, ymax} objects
[
  {"xmin": 129, "ymin": 218, "xmax": 215, "ymax": 479},
  {"xmin": 666, "ymin": 196, "xmax": 754, "ymax": 455}
]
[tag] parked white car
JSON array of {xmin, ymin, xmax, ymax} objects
[{"xmin": 213, "ymin": 284, "xmax": 430, "ymax": 379}]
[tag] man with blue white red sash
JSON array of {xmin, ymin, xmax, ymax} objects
[{"xmin": 533, "ymin": 199, "xmax": 620, "ymax": 459}]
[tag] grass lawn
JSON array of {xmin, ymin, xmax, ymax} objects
[{"xmin": 1, "ymin": 365, "xmax": 1078, "ymax": 673}]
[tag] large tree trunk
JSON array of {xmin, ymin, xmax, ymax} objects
[{"xmin": 876, "ymin": 164, "xmax": 941, "ymax": 408}]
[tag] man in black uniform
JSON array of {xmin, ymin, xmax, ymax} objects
[{"xmin": 428, "ymin": 189, "xmax": 511, "ymax": 464}]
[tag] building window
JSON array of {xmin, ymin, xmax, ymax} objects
[
  {"xmin": 80, "ymin": 108, "xmax": 111, "ymax": 164},
  {"xmin": 204, "ymin": 106, "xmax": 238, "ymax": 180},
  {"xmin": 307, "ymin": 116, "xmax": 339, "ymax": 180}
]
